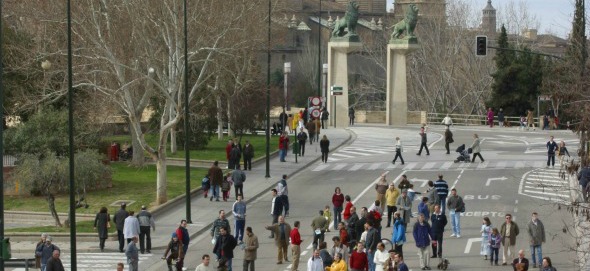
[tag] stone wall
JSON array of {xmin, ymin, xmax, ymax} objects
[{"xmin": 356, "ymin": 111, "xmax": 426, "ymax": 124}]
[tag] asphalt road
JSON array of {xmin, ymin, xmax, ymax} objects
[{"xmin": 142, "ymin": 126, "xmax": 581, "ymax": 270}]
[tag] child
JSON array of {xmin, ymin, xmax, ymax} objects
[
  {"xmin": 202, "ymin": 174, "xmax": 210, "ymax": 198},
  {"xmin": 162, "ymin": 232, "xmax": 184, "ymax": 271},
  {"xmin": 488, "ymin": 227, "xmax": 502, "ymax": 266},
  {"xmin": 221, "ymin": 172, "xmax": 233, "ymax": 202},
  {"xmin": 323, "ymin": 205, "xmax": 332, "ymax": 232},
  {"xmin": 418, "ymin": 197, "xmax": 429, "ymax": 222}
]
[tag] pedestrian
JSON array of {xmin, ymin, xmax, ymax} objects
[
  {"xmin": 332, "ymin": 187, "xmax": 345, "ymax": 227},
  {"xmin": 480, "ymin": 217, "xmax": 492, "ymax": 260},
  {"xmin": 125, "ymin": 236, "xmax": 139, "ymax": 271},
  {"xmin": 375, "ymin": 174, "xmax": 388, "ymax": 210},
  {"xmin": 396, "ymin": 254, "xmax": 409, "ymax": 271},
  {"xmin": 213, "ymin": 226, "xmax": 237, "ymax": 271},
  {"xmin": 327, "ymin": 252, "xmax": 347, "ymax": 271},
  {"xmin": 202, "ymin": 174, "xmax": 211, "ymax": 198},
  {"xmin": 392, "ymin": 136, "xmax": 405, "ymax": 164},
  {"xmin": 349, "ymin": 242, "xmax": 368, "ymax": 271},
  {"xmin": 176, "ymin": 219, "xmax": 190, "ymax": 254},
  {"xmin": 547, "ymin": 136, "xmax": 558, "ymax": 168},
  {"xmin": 94, "ymin": 207, "xmax": 111, "ymax": 252},
  {"xmin": 314, "ymin": 117, "xmax": 321, "ymax": 141},
  {"xmin": 500, "ymin": 213, "xmax": 520, "ymax": 265},
  {"xmin": 416, "ymin": 126, "xmax": 430, "ymax": 155},
  {"xmin": 124, "ymin": 211, "xmax": 140, "ymax": 245},
  {"xmin": 383, "ymin": 249, "xmax": 398, "ymax": 271},
  {"xmin": 527, "ymin": 212, "xmax": 546, "ymax": 268},
  {"xmin": 35, "ymin": 236, "xmax": 59, "ymax": 271},
  {"xmin": 471, "ymin": 133, "xmax": 484, "ymax": 162},
  {"xmin": 430, "ymin": 204, "xmax": 447, "ymax": 259},
  {"xmin": 321, "ymin": 107, "xmax": 329, "ymax": 129},
  {"xmin": 232, "ymin": 167, "xmax": 246, "ymax": 199},
  {"xmin": 117, "ymin": 262, "xmax": 124, "ymax": 271},
  {"xmin": 303, "ymin": 107, "xmax": 309, "ymax": 125},
  {"xmin": 211, "ymin": 210, "xmax": 231, "ymax": 241},
  {"xmin": 447, "ymin": 188, "xmax": 465, "ymax": 238},
  {"xmin": 487, "ymin": 107, "xmax": 494, "ymax": 127},
  {"xmin": 354, "ymin": 208, "xmax": 368, "ymax": 244},
  {"xmin": 373, "ymin": 242, "xmax": 389, "ymax": 271},
  {"xmin": 498, "ymin": 108, "xmax": 505, "ymax": 127},
  {"xmin": 45, "ymin": 250, "xmax": 65, "ymax": 271},
  {"xmin": 527, "ymin": 109, "xmax": 536, "ymax": 131},
  {"xmin": 277, "ymin": 174, "xmax": 290, "ymax": 216},
  {"xmin": 320, "ymin": 135, "xmax": 330, "ymax": 163},
  {"xmin": 297, "ymin": 128, "xmax": 308, "ymax": 156},
  {"xmin": 396, "ymin": 191, "xmax": 412, "ymax": 229},
  {"xmin": 385, "ymin": 184, "xmax": 400, "ymax": 227},
  {"xmin": 306, "ymin": 119, "xmax": 316, "ymax": 145},
  {"xmin": 137, "ymin": 205, "xmax": 156, "ymax": 254},
  {"xmin": 195, "ymin": 254, "xmax": 215, "ymax": 271},
  {"xmin": 347, "ymin": 206, "xmax": 359, "ymax": 244},
  {"xmin": 311, "ymin": 210, "xmax": 329, "ymax": 250},
  {"xmin": 221, "ymin": 171, "xmax": 233, "ymax": 201},
  {"xmin": 279, "ymin": 132, "xmax": 289, "ymax": 162},
  {"xmin": 163, "ymin": 232, "xmax": 184, "ymax": 271},
  {"xmin": 519, "ymin": 115, "xmax": 527, "ymax": 130},
  {"xmin": 35, "ymin": 233, "xmax": 48, "ymax": 269},
  {"xmin": 413, "ymin": 213, "xmax": 433, "ymax": 270},
  {"xmin": 307, "ymin": 249, "xmax": 324, "ymax": 271},
  {"xmin": 330, "ymin": 236, "xmax": 350, "ymax": 264},
  {"xmin": 489, "ymin": 227, "xmax": 502, "ymax": 266},
  {"xmin": 225, "ymin": 140, "xmax": 233, "ymax": 168},
  {"xmin": 290, "ymin": 221, "xmax": 303, "ymax": 271},
  {"xmin": 367, "ymin": 201, "xmax": 383, "ymax": 235},
  {"xmin": 243, "ymin": 227, "xmax": 259, "ymax": 271},
  {"xmin": 270, "ymin": 189, "xmax": 283, "ymax": 238},
  {"xmin": 242, "ymin": 140, "xmax": 254, "ymax": 171},
  {"xmin": 208, "ymin": 161, "xmax": 223, "ymax": 202},
  {"xmin": 342, "ymin": 195, "xmax": 353, "ymax": 224},
  {"xmin": 433, "ymin": 174, "xmax": 449, "ymax": 214},
  {"xmin": 349, "ymin": 107, "xmax": 355, "ymax": 126},
  {"xmin": 365, "ymin": 221, "xmax": 379, "ymax": 271},
  {"xmin": 407, "ymin": 184, "xmax": 421, "ymax": 202},
  {"xmin": 280, "ymin": 111, "xmax": 288, "ymax": 132},
  {"xmin": 541, "ymin": 257, "xmax": 557, "ymax": 271},
  {"xmin": 392, "ymin": 212, "xmax": 406, "ymax": 257},
  {"xmin": 337, "ymin": 222, "xmax": 349, "ymax": 247},
  {"xmin": 232, "ymin": 196, "xmax": 247, "ymax": 243},
  {"xmin": 113, "ymin": 202, "xmax": 129, "ymax": 252},
  {"xmin": 557, "ymin": 141, "xmax": 571, "ymax": 165},
  {"xmin": 320, "ymin": 242, "xmax": 333, "ymax": 268},
  {"xmin": 265, "ymin": 215, "xmax": 291, "ymax": 264},
  {"xmin": 441, "ymin": 114, "xmax": 452, "ymax": 129},
  {"xmin": 293, "ymin": 112, "xmax": 300, "ymax": 133},
  {"xmin": 324, "ymin": 205, "xmax": 333, "ymax": 232},
  {"xmin": 543, "ymin": 114, "xmax": 549, "ymax": 130},
  {"xmin": 229, "ymin": 144, "xmax": 241, "ymax": 170},
  {"xmin": 426, "ymin": 181, "xmax": 439, "ymax": 214},
  {"xmin": 512, "ymin": 250, "xmax": 530, "ymax": 271},
  {"xmin": 418, "ymin": 197, "xmax": 430, "ymax": 222},
  {"xmin": 444, "ymin": 128, "xmax": 453, "ymax": 154},
  {"xmin": 398, "ymin": 175, "xmax": 410, "ymax": 192}
]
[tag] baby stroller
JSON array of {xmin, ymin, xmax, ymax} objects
[{"xmin": 454, "ymin": 144, "xmax": 470, "ymax": 163}]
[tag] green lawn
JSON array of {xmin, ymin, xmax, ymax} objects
[
  {"xmin": 6, "ymin": 220, "xmax": 112, "ymax": 233},
  {"xmin": 106, "ymin": 134, "xmax": 279, "ymax": 161}
]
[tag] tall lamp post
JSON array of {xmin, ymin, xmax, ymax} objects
[
  {"xmin": 66, "ymin": 0, "xmax": 77, "ymax": 269},
  {"xmin": 317, "ymin": 0, "xmax": 322, "ymax": 97},
  {"xmin": 0, "ymin": 0, "xmax": 4, "ymax": 269},
  {"xmin": 283, "ymin": 62, "xmax": 291, "ymax": 115},
  {"xmin": 265, "ymin": 0, "xmax": 271, "ymax": 178},
  {"xmin": 183, "ymin": 0, "xmax": 192, "ymax": 223}
]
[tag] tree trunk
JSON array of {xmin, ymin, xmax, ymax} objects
[
  {"xmin": 227, "ymin": 99, "xmax": 235, "ymax": 138},
  {"xmin": 47, "ymin": 193, "xmax": 62, "ymax": 227},
  {"xmin": 155, "ymin": 133, "xmax": 169, "ymax": 205},
  {"xmin": 217, "ymin": 95, "xmax": 223, "ymax": 140},
  {"xmin": 129, "ymin": 122, "xmax": 145, "ymax": 166},
  {"xmin": 170, "ymin": 127, "xmax": 177, "ymax": 155}
]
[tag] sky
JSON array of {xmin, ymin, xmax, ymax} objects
[{"xmin": 385, "ymin": 0, "xmax": 578, "ymax": 38}]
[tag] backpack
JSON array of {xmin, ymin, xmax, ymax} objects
[{"xmin": 222, "ymin": 178, "xmax": 231, "ymax": 191}]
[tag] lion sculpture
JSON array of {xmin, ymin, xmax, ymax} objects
[
  {"xmin": 391, "ymin": 4, "xmax": 419, "ymax": 40},
  {"xmin": 332, "ymin": 1, "xmax": 360, "ymax": 38}
]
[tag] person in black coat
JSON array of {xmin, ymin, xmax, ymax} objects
[
  {"xmin": 354, "ymin": 207, "xmax": 368, "ymax": 243},
  {"xmin": 320, "ymin": 135, "xmax": 330, "ymax": 163},
  {"xmin": 213, "ymin": 226, "xmax": 237, "ymax": 270},
  {"xmin": 45, "ymin": 250, "xmax": 65, "ymax": 271},
  {"xmin": 430, "ymin": 204, "xmax": 447, "ymax": 258}
]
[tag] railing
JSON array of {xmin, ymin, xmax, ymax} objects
[{"xmin": 427, "ymin": 112, "xmax": 536, "ymax": 127}]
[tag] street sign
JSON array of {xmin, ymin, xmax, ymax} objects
[
  {"xmin": 311, "ymin": 109, "xmax": 321, "ymax": 118},
  {"xmin": 310, "ymin": 96, "xmax": 322, "ymax": 106},
  {"xmin": 539, "ymin": 95, "xmax": 551, "ymax": 101},
  {"xmin": 330, "ymin": 86, "xmax": 343, "ymax": 91},
  {"xmin": 331, "ymin": 91, "xmax": 343, "ymax": 96}
]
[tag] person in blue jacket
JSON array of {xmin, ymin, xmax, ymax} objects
[
  {"xmin": 413, "ymin": 213, "xmax": 433, "ymax": 270},
  {"xmin": 392, "ymin": 211, "xmax": 406, "ymax": 259}
]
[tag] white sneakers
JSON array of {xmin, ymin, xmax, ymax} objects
[
  {"xmin": 450, "ymin": 233, "xmax": 456, "ymax": 237},
  {"xmin": 450, "ymin": 233, "xmax": 461, "ymax": 238}
]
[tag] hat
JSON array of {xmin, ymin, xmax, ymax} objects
[
  {"xmin": 171, "ymin": 232, "xmax": 178, "ymax": 238},
  {"xmin": 46, "ymin": 236, "xmax": 52, "ymax": 242}
]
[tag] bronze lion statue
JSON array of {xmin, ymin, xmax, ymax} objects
[
  {"xmin": 332, "ymin": 1, "xmax": 360, "ymax": 38},
  {"xmin": 391, "ymin": 4, "xmax": 419, "ymax": 40}
]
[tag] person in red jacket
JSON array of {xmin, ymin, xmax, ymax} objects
[
  {"xmin": 290, "ymin": 221, "xmax": 303, "ymax": 271},
  {"xmin": 342, "ymin": 195, "xmax": 353, "ymax": 223},
  {"xmin": 332, "ymin": 187, "xmax": 345, "ymax": 228},
  {"xmin": 349, "ymin": 242, "xmax": 368, "ymax": 271},
  {"xmin": 279, "ymin": 132, "xmax": 289, "ymax": 162}
]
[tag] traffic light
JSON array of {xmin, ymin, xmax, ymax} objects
[{"xmin": 476, "ymin": 35, "xmax": 488, "ymax": 56}]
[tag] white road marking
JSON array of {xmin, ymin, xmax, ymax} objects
[
  {"xmin": 349, "ymin": 163, "xmax": 364, "ymax": 171},
  {"xmin": 464, "ymin": 237, "xmax": 481, "ymax": 254}
]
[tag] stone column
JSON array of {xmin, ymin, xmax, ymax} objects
[
  {"xmin": 327, "ymin": 41, "xmax": 362, "ymax": 128},
  {"xmin": 386, "ymin": 42, "xmax": 421, "ymax": 126}
]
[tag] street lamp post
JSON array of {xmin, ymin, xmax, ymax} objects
[
  {"xmin": 265, "ymin": 0, "xmax": 271, "ymax": 178},
  {"xmin": 283, "ymin": 62, "xmax": 291, "ymax": 115},
  {"xmin": 0, "ymin": 0, "xmax": 4, "ymax": 269},
  {"xmin": 183, "ymin": 0, "xmax": 192, "ymax": 223},
  {"xmin": 66, "ymin": 0, "xmax": 77, "ymax": 269},
  {"xmin": 317, "ymin": 0, "xmax": 322, "ymax": 97}
]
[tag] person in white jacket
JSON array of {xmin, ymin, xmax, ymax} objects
[
  {"xmin": 307, "ymin": 249, "xmax": 324, "ymax": 271},
  {"xmin": 123, "ymin": 211, "xmax": 140, "ymax": 244},
  {"xmin": 373, "ymin": 242, "xmax": 389, "ymax": 271},
  {"xmin": 442, "ymin": 114, "xmax": 453, "ymax": 128}
]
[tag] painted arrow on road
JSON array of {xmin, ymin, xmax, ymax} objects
[
  {"xmin": 486, "ymin": 176, "xmax": 507, "ymax": 186},
  {"xmin": 464, "ymin": 237, "xmax": 482, "ymax": 254}
]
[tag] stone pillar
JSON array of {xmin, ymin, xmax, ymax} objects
[
  {"xmin": 327, "ymin": 41, "xmax": 362, "ymax": 128},
  {"xmin": 386, "ymin": 42, "xmax": 420, "ymax": 126}
]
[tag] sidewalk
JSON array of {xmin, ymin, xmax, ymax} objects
[{"xmin": 9, "ymin": 128, "xmax": 353, "ymax": 255}]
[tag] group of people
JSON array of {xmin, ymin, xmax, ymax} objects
[
  {"xmin": 34, "ymin": 233, "xmax": 64, "ymax": 271},
  {"xmin": 204, "ymin": 161, "xmax": 248, "ymax": 202},
  {"xmin": 278, "ymin": 127, "xmax": 331, "ymax": 163},
  {"xmin": 225, "ymin": 138, "xmax": 255, "ymax": 171}
]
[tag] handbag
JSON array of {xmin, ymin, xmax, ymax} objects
[{"xmin": 107, "ymin": 221, "xmax": 111, "ymax": 228}]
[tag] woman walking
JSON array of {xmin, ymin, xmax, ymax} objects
[
  {"xmin": 557, "ymin": 141, "xmax": 571, "ymax": 165},
  {"xmin": 471, "ymin": 134, "xmax": 484, "ymax": 163},
  {"xmin": 480, "ymin": 217, "xmax": 492, "ymax": 260},
  {"xmin": 94, "ymin": 207, "xmax": 111, "ymax": 252},
  {"xmin": 444, "ymin": 129, "xmax": 454, "ymax": 154},
  {"xmin": 320, "ymin": 135, "xmax": 330, "ymax": 163},
  {"xmin": 487, "ymin": 108, "xmax": 494, "ymax": 127},
  {"xmin": 332, "ymin": 187, "xmax": 345, "ymax": 227}
]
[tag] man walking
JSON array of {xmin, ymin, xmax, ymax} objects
[
  {"xmin": 306, "ymin": 119, "xmax": 316, "ymax": 145},
  {"xmin": 311, "ymin": 210, "xmax": 328, "ymax": 250},
  {"xmin": 444, "ymin": 128, "xmax": 453, "ymax": 154},
  {"xmin": 413, "ymin": 213, "xmax": 433, "ymax": 270},
  {"xmin": 447, "ymin": 188, "xmax": 465, "ymax": 238},
  {"xmin": 266, "ymin": 216, "xmax": 292, "ymax": 264},
  {"xmin": 242, "ymin": 140, "xmax": 254, "ymax": 171},
  {"xmin": 213, "ymin": 226, "xmax": 237, "ymax": 270},
  {"xmin": 176, "ymin": 219, "xmax": 190, "ymax": 255},
  {"xmin": 430, "ymin": 204, "xmax": 447, "ymax": 259},
  {"xmin": 211, "ymin": 210, "xmax": 231, "ymax": 241},
  {"xmin": 45, "ymin": 250, "xmax": 65, "ymax": 271},
  {"xmin": 392, "ymin": 137, "xmax": 405, "ymax": 165},
  {"xmin": 270, "ymin": 189, "xmax": 283, "ymax": 238},
  {"xmin": 232, "ymin": 196, "xmax": 247, "ymax": 244},
  {"xmin": 277, "ymin": 175, "xmax": 290, "ymax": 217},
  {"xmin": 196, "ymin": 254, "xmax": 215, "ymax": 271},
  {"xmin": 123, "ymin": 211, "xmax": 140, "ymax": 245},
  {"xmin": 365, "ymin": 221, "xmax": 379, "ymax": 271},
  {"xmin": 243, "ymin": 227, "xmax": 259, "ymax": 271},
  {"xmin": 208, "ymin": 161, "xmax": 223, "ymax": 201},
  {"xmin": 279, "ymin": 132, "xmax": 289, "ymax": 162},
  {"xmin": 229, "ymin": 144, "xmax": 241, "ymax": 169},
  {"xmin": 500, "ymin": 214, "xmax": 520, "ymax": 265},
  {"xmin": 232, "ymin": 167, "xmax": 246, "ymax": 199},
  {"xmin": 136, "ymin": 205, "xmax": 156, "ymax": 254},
  {"xmin": 290, "ymin": 221, "xmax": 303, "ymax": 271},
  {"xmin": 125, "ymin": 236, "xmax": 139, "ymax": 271},
  {"xmin": 547, "ymin": 136, "xmax": 558, "ymax": 168},
  {"xmin": 307, "ymin": 249, "xmax": 324, "ymax": 271},
  {"xmin": 349, "ymin": 107, "xmax": 355, "ymax": 126},
  {"xmin": 297, "ymin": 128, "xmax": 308, "ymax": 157},
  {"xmin": 113, "ymin": 203, "xmax": 128, "ymax": 252},
  {"xmin": 434, "ymin": 174, "xmax": 449, "ymax": 214},
  {"xmin": 321, "ymin": 107, "xmax": 329, "ymax": 129},
  {"xmin": 417, "ymin": 127, "xmax": 430, "ymax": 155},
  {"xmin": 527, "ymin": 212, "xmax": 546, "ymax": 268},
  {"xmin": 36, "ymin": 236, "xmax": 59, "ymax": 271}
]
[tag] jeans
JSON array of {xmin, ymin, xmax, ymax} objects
[
  {"xmin": 117, "ymin": 229, "xmax": 125, "ymax": 251},
  {"xmin": 392, "ymin": 150, "xmax": 404, "ymax": 164},
  {"xmin": 322, "ymin": 152, "xmax": 329, "ymax": 162},
  {"xmin": 279, "ymin": 149, "xmax": 287, "ymax": 161},
  {"xmin": 547, "ymin": 154, "xmax": 555, "ymax": 166},
  {"xmin": 367, "ymin": 251, "xmax": 375, "ymax": 271},
  {"xmin": 281, "ymin": 195, "xmax": 290, "ymax": 215},
  {"xmin": 530, "ymin": 245, "xmax": 542, "ymax": 266},
  {"xmin": 333, "ymin": 206, "xmax": 343, "ymax": 227},
  {"xmin": 418, "ymin": 142, "xmax": 430, "ymax": 155},
  {"xmin": 139, "ymin": 226, "xmax": 151, "ymax": 252},
  {"xmin": 235, "ymin": 220, "xmax": 246, "ymax": 241},
  {"xmin": 244, "ymin": 156, "xmax": 252, "ymax": 170},
  {"xmin": 439, "ymin": 196, "xmax": 447, "ymax": 214},
  {"xmin": 299, "ymin": 140, "xmax": 306, "ymax": 156},
  {"xmin": 210, "ymin": 184, "xmax": 220, "ymax": 200},
  {"xmin": 490, "ymin": 247, "xmax": 499, "ymax": 264},
  {"xmin": 234, "ymin": 185, "xmax": 244, "ymax": 199},
  {"xmin": 450, "ymin": 210, "xmax": 460, "ymax": 235}
]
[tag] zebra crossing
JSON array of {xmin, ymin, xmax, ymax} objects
[
  {"xmin": 311, "ymin": 160, "xmax": 549, "ymax": 172},
  {"xmin": 519, "ymin": 167, "xmax": 570, "ymax": 202},
  {"xmin": 10, "ymin": 252, "xmax": 153, "ymax": 271}
]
